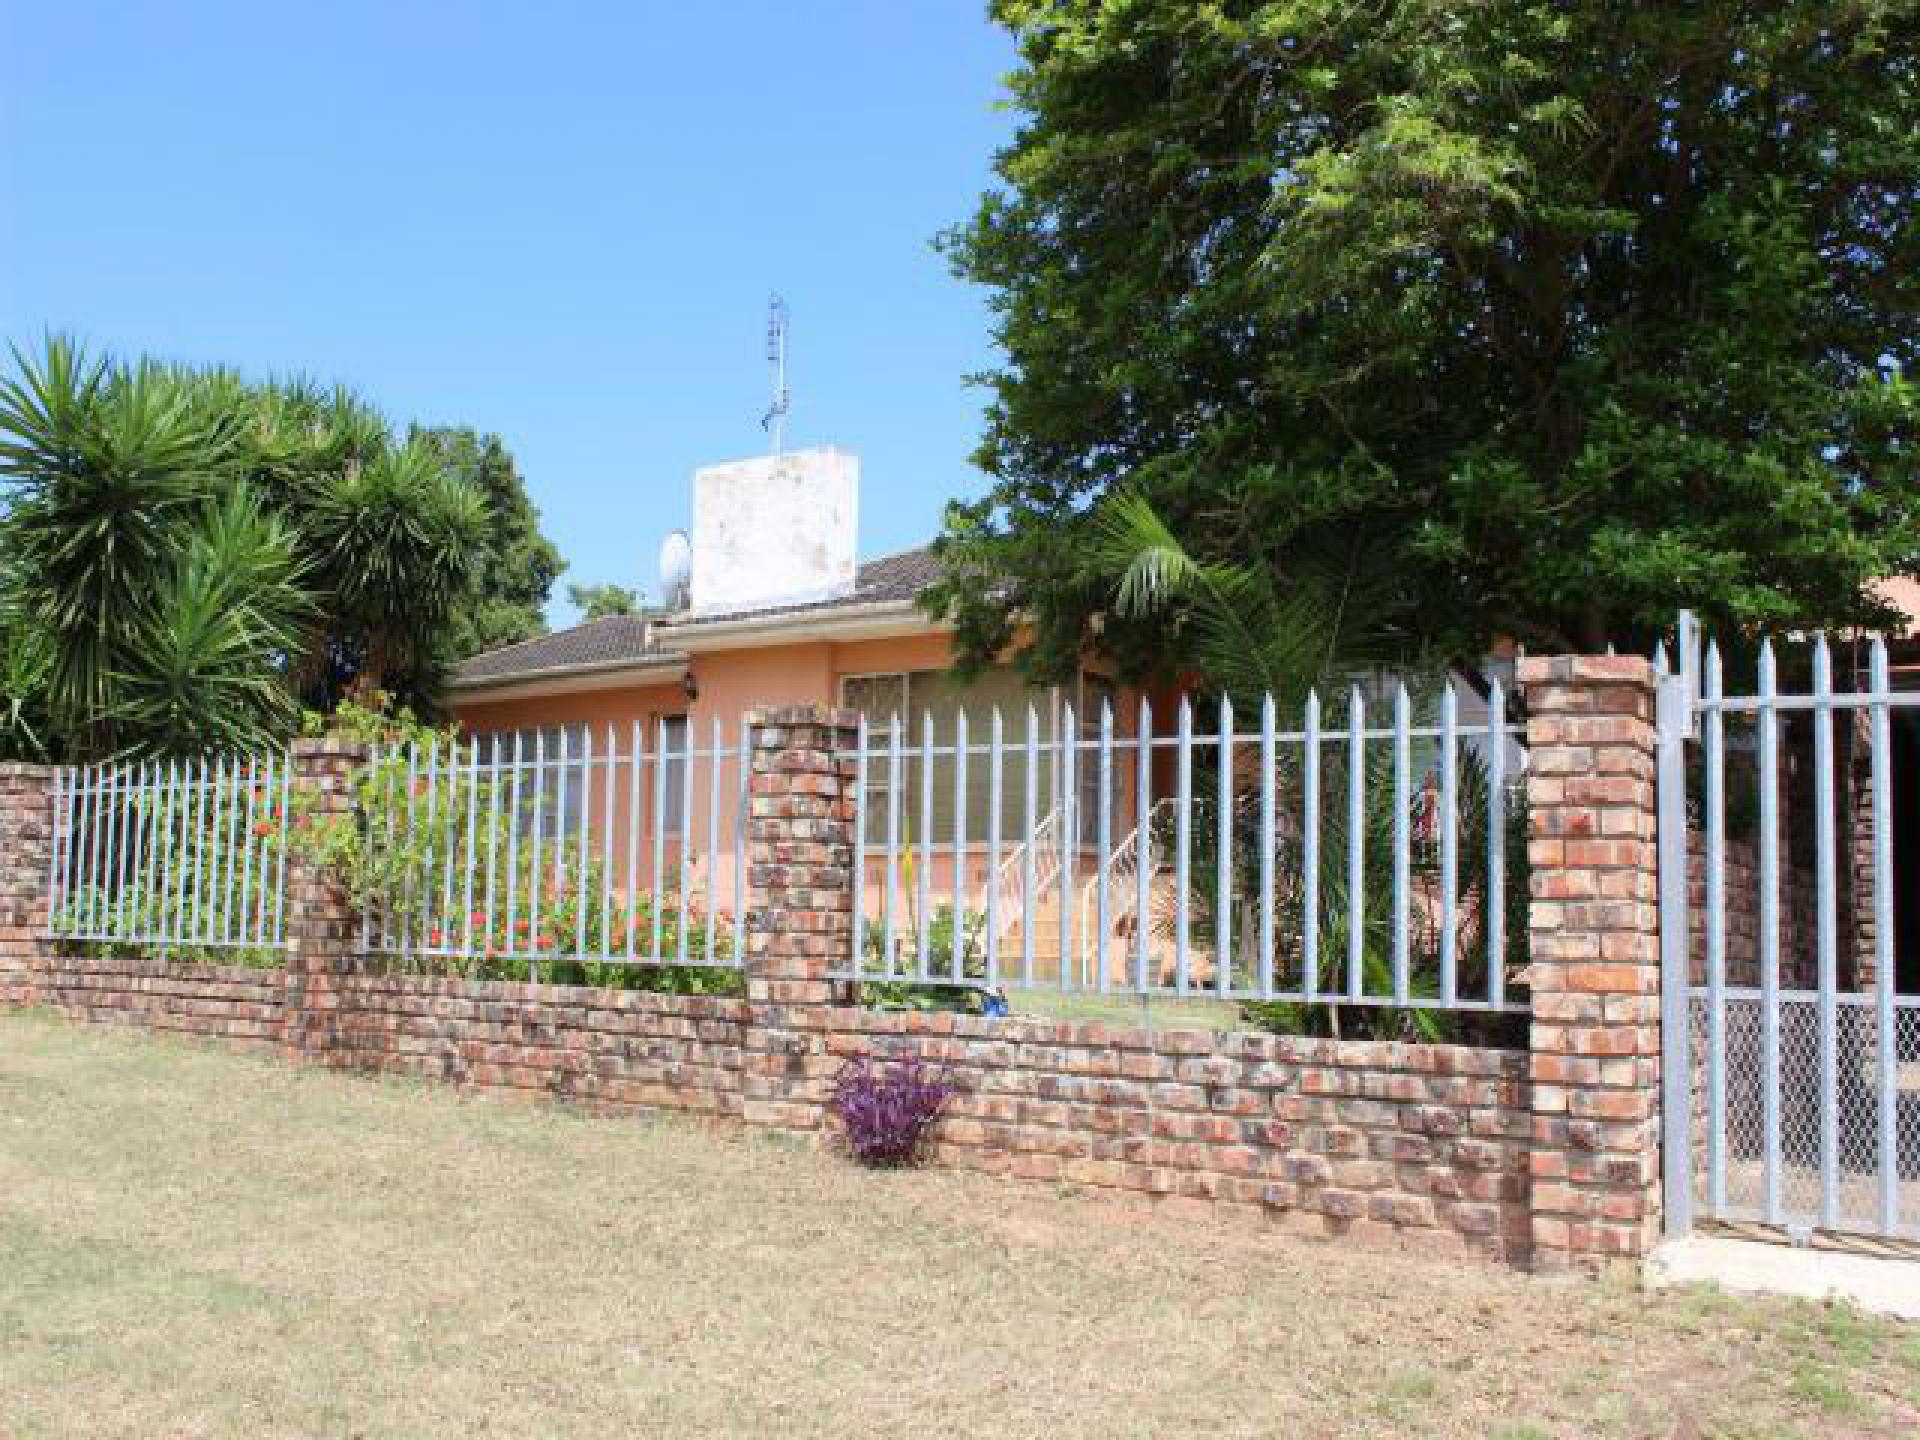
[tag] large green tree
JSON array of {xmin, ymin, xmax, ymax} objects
[
  {"xmin": 566, "ymin": 581, "xmax": 643, "ymax": 620},
  {"xmin": 417, "ymin": 427, "xmax": 563, "ymax": 663},
  {"xmin": 929, "ymin": 0, "xmax": 1920, "ymax": 678}
]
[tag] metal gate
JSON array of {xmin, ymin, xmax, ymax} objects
[{"xmin": 1659, "ymin": 616, "xmax": 1920, "ymax": 1244}]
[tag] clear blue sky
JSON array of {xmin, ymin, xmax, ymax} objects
[{"xmin": 1, "ymin": 2, "xmax": 1016, "ymax": 625}]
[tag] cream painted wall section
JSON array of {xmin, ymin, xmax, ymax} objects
[{"xmin": 689, "ymin": 449, "xmax": 859, "ymax": 614}]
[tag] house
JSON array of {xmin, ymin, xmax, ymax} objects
[{"xmin": 449, "ymin": 447, "xmax": 1146, "ymax": 980}]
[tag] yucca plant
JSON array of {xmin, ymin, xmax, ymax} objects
[
  {"xmin": 0, "ymin": 338, "xmax": 231, "ymax": 753},
  {"xmin": 0, "ymin": 337, "xmax": 497, "ymax": 757},
  {"xmin": 306, "ymin": 438, "xmax": 489, "ymax": 696},
  {"xmin": 109, "ymin": 487, "xmax": 309, "ymax": 758}
]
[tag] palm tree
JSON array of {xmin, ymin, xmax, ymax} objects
[{"xmin": 1090, "ymin": 490, "xmax": 1521, "ymax": 1039}]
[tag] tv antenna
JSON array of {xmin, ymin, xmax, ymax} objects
[{"xmin": 761, "ymin": 294, "xmax": 791, "ymax": 454}]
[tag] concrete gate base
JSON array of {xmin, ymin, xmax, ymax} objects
[{"xmin": 1649, "ymin": 1235, "xmax": 1920, "ymax": 1321}]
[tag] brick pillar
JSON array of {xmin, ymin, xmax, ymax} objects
[
  {"xmin": 282, "ymin": 739, "xmax": 369, "ymax": 1063},
  {"xmin": 1519, "ymin": 656, "xmax": 1663, "ymax": 1271},
  {"xmin": 0, "ymin": 763, "xmax": 55, "ymax": 1007},
  {"xmin": 741, "ymin": 705, "xmax": 858, "ymax": 1135}
]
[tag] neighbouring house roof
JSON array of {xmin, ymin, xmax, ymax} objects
[{"xmin": 451, "ymin": 546, "xmax": 943, "ymax": 692}]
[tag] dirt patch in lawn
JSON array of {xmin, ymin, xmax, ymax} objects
[{"xmin": 2, "ymin": 1008, "xmax": 1916, "ymax": 1439}]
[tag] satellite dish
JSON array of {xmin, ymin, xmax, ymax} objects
[{"xmin": 658, "ymin": 530, "xmax": 692, "ymax": 610}]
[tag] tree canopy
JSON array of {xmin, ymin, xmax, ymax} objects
[
  {"xmin": 567, "ymin": 582, "xmax": 643, "ymax": 620},
  {"xmin": 928, "ymin": 0, "xmax": 1920, "ymax": 680},
  {"xmin": 421, "ymin": 427, "xmax": 563, "ymax": 665},
  {"xmin": 0, "ymin": 338, "xmax": 562, "ymax": 759}
]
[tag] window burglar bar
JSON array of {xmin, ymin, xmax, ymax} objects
[
  {"xmin": 45, "ymin": 753, "xmax": 292, "ymax": 951},
  {"xmin": 363, "ymin": 721, "xmax": 750, "ymax": 975},
  {"xmin": 836, "ymin": 683, "xmax": 1527, "ymax": 1011}
]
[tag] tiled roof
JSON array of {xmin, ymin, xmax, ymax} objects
[
  {"xmin": 664, "ymin": 545, "xmax": 943, "ymax": 627},
  {"xmin": 454, "ymin": 615, "xmax": 673, "ymax": 684},
  {"xmin": 453, "ymin": 546, "xmax": 941, "ymax": 687}
]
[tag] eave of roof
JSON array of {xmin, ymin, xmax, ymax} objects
[
  {"xmin": 448, "ymin": 652, "xmax": 688, "ymax": 701},
  {"xmin": 656, "ymin": 597, "xmax": 943, "ymax": 653}
]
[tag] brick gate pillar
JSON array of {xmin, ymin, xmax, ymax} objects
[
  {"xmin": 0, "ymin": 763, "xmax": 55, "ymax": 1007},
  {"xmin": 741, "ymin": 705, "xmax": 859, "ymax": 1135},
  {"xmin": 282, "ymin": 739, "xmax": 370, "ymax": 1063},
  {"xmin": 1519, "ymin": 656, "xmax": 1664, "ymax": 1271}
]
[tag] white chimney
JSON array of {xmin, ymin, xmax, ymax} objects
[{"xmin": 688, "ymin": 447, "xmax": 858, "ymax": 613}]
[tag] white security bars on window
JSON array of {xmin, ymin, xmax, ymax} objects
[
  {"xmin": 361, "ymin": 720, "xmax": 749, "ymax": 978},
  {"xmin": 837, "ymin": 682, "xmax": 1526, "ymax": 1010},
  {"xmin": 46, "ymin": 753, "xmax": 292, "ymax": 952}
]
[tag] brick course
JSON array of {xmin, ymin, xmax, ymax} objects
[{"xmin": 827, "ymin": 1009, "xmax": 1531, "ymax": 1260}]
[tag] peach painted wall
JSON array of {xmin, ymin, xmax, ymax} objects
[
  {"xmin": 448, "ymin": 635, "xmax": 957, "ymax": 932},
  {"xmin": 449, "ymin": 629, "xmax": 1157, "ymax": 965}
]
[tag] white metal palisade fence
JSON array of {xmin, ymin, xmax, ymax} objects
[
  {"xmin": 1660, "ymin": 618, "xmax": 1920, "ymax": 1244},
  {"xmin": 361, "ymin": 719, "xmax": 750, "ymax": 979},
  {"xmin": 46, "ymin": 753, "xmax": 292, "ymax": 953},
  {"xmin": 836, "ymin": 681, "xmax": 1527, "ymax": 1012}
]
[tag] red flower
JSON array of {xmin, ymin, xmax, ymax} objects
[
  {"xmin": 429, "ymin": 929, "xmax": 445, "ymax": 946},
  {"xmin": 254, "ymin": 821, "xmax": 273, "ymax": 837}
]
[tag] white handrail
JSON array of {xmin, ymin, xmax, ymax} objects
[
  {"xmin": 1076, "ymin": 797, "xmax": 1176, "ymax": 984},
  {"xmin": 991, "ymin": 804, "xmax": 1065, "ymax": 956}
]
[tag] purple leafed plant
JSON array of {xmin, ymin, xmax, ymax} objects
[{"xmin": 830, "ymin": 1055, "xmax": 953, "ymax": 1167}]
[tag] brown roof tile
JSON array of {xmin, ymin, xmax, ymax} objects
[{"xmin": 453, "ymin": 546, "xmax": 941, "ymax": 687}]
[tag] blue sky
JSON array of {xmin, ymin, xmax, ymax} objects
[{"xmin": 1, "ymin": 2, "xmax": 1017, "ymax": 625}]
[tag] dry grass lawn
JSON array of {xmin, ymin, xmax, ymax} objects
[{"xmin": 3, "ymin": 1008, "xmax": 1918, "ymax": 1439}]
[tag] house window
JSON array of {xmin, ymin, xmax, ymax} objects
[
  {"xmin": 839, "ymin": 668, "xmax": 1080, "ymax": 847},
  {"xmin": 658, "ymin": 714, "xmax": 690, "ymax": 832},
  {"xmin": 841, "ymin": 674, "xmax": 912, "ymax": 845},
  {"xmin": 474, "ymin": 724, "xmax": 587, "ymax": 839}
]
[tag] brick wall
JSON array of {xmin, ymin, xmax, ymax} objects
[
  {"xmin": 1685, "ymin": 837, "xmax": 1821, "ymax": 991},
  {"xmin": 828, "ymin": 1009, "xmax": 1531, "ymax": 1260},
  {"xmin": 31, "ymin": 952, "xmax": 286, "ymax": 1048},
  {"xmin": 331, "ymin": 974, "xmax": 746, "ymax": 1117},
  {"xmin": 0, "ymin": 658, "xmax": 1675, "ymax": 1273}
]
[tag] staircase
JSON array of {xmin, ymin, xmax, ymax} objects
[{"xmin": 988, "ymin": 800, "xmax": 1202, "ymax": 988}]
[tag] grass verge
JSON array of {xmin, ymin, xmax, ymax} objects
[{"xmin": 3, "ymin": 1008, "xmax": 1917, "ymax": 1439}]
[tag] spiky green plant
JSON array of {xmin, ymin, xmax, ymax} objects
[
  {"xmin": 0, "ymin": 337, "xmax": 504, "ymax": 756},
  {"xmin": 1092, "ymin": 489, "xmax": 1523, "ymax": 1041},
  {"xmin": 307, "ymin": 438, "xmax": 489, "ymax": 695},
  {"xmin": 0, "ymin": 338, "xmax": 230, "ymax": 751},
  {"xmin": 109, "ymin": 487, "xmax": 309, "ymax": 758}
]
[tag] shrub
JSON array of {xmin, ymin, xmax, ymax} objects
[{"xmin": 829, "ymin": 1055, "xmax": 952, "ymax": 1167}]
